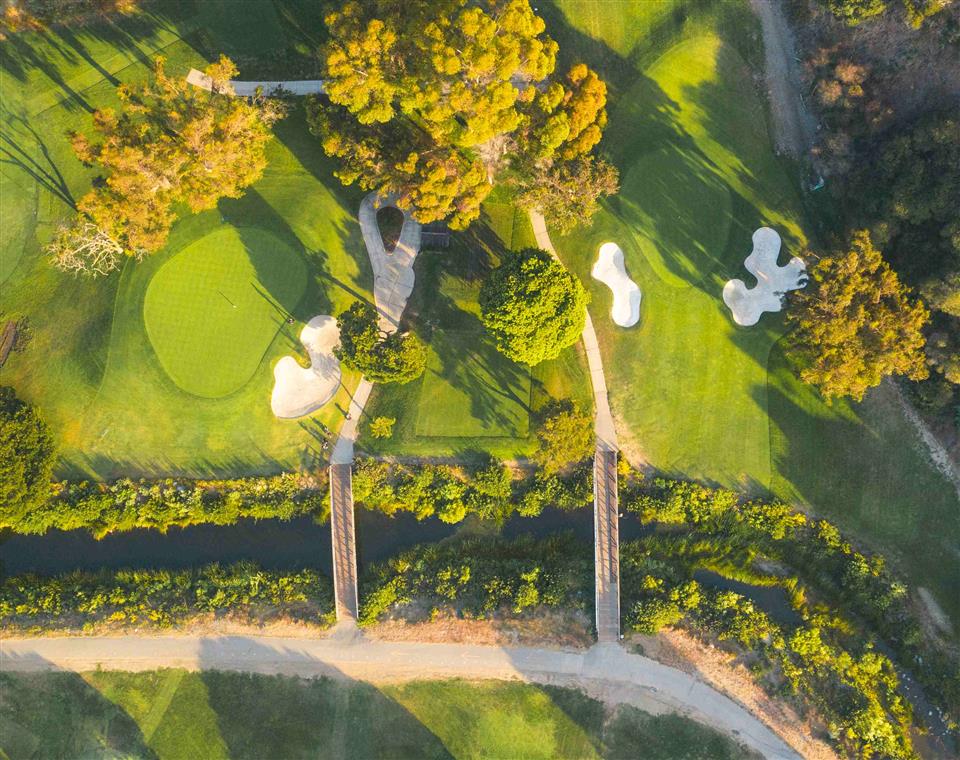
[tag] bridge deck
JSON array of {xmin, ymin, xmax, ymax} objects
[
  {"xmin": 329, "ymin": 463, "xmax": 359, "ymax": 621},
  {"xmin": 594, "ymin": 448, "xmax": 620, "ymax": 643}
]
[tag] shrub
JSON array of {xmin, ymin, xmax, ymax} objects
[
  {"xmin": 0, "ymin": 386, "xmax": 56, "ymax": 528},
  {"xmin": 7, "ymin": 473, "xmax": 328, "ymax": 537},
  {"xmin": 533, "ymin": 401, "xmax": 593, "ymax": 474},
  {"xmin": 0, "ymin": 563, "xmax": 334, "ymax": 632}
]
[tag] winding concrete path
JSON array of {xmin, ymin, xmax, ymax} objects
[
  {"xmin": 328, "ymin": 195, "xmax": 423, "ymax": 620},
  {"xmin": 0, "ymin": 636, "xmax": 799, "ymax": 758},
  {"xmin": 186, "ymin": 68, "xmax": 324, "ymax": 96},
  {"xmin": 530, "ymin": 211, "xmax": 621, "ymax": 643}
]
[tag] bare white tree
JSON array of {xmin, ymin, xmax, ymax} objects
[{"xmin": 47, "ymin": 220, "xmax": 129, "ymax": 277}]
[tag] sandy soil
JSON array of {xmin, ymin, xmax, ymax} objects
[{"xmin": 723, "ymin": 228, "xmax": 807, "ymax": 326}]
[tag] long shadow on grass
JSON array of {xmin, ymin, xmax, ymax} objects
[
  {"xmin": 197, "ymin": 640, "xmax": 453, "ymax": 759},
  {"xmin": 0, "ymin": 657, "xmax": 158, "ymax": 759}
]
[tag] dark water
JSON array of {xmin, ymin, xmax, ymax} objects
[
  {"xmin": 692, "ymin": 568, "xmax": 802, "ymax": 626},
  {"xmin": 0, "ymin": 507, "xmax": 645, "ymax": 577}
]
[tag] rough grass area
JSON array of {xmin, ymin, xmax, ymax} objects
[
  {"xmin": 0, "ymin": 671, "xmax": 756, "ymax": 760},
  {"xmin": 416, "ymin": 330, "xmax": 532, "ymax": 438},
  {"xmin": 143, "ymin": 227, "xmax": 307, "ymax": 398},
  {"xmin": 0, "ymin": 2, "xmax": 370, "ymax": 478},
  {"xmin": 542, "ymin": 0, "xmax": 960, "ymax": 625},
  {"xmin": 362, "ymin": 189, "xmax": 592, "ymax": 460}
]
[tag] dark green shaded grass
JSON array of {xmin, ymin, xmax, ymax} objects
[
  {"xmin": 543, "ymin": 0, "xmax": 960, "ymax": 624},
  {"xmin": 416, "ymin": 330, "xmax": 532, "ymax": 438},
  {"xmin": 0, "ymin": 671, "xmax": 757, "ymax": 760},
  {"xmin": 143, "ymin": 226, "xmax": 307, "ymax": 398},
  {"xmin": 0, "ymin": 6, "xmax": 371, "ymax": 478}
]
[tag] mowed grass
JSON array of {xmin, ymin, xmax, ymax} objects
[
  {"xmin": 544, "ymin": 0, "xmax": 960, "ymax": 623},
  {"xmin": 144, "ymin": 226, "xmax": 307, "ymax": 398},
  {"xmin": 0, "ymin": 671, "xmax": 756, "ymax": 760},
  {"xmin": 0, "ymin": 2, "xmax": 371, "ymax": 477},
  {"xmin": 416, "ymin": 330, "xmax": 532, "ymax": 438},
  {"xmin": 362, "ymin": 191, "xmax": 592, "ymax": 460}
]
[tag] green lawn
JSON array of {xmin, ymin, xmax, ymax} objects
[
  {"xmin": 361, "ymin": 191, "xmax": 593, "ymax": 460},
  {"xmin": 0, "ymin": 671, "xmax": 755, "ymax": 760},
  {"xmin": 542, "ymin": 0, "xmax": 960, "ymax": 624},
  {"xmin": 0, "ymin": 2, "xmax": 370, "ymax": 478},
  {"xmin": 144, "ymin": 226, "xmax": 307, "ymax": 398}
]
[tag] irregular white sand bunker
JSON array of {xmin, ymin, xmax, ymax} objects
[
  {"xmin": 271, "ymin": 315, "xmax": 341, "ymax": 419},
  {"xmin": 591, "ymin": 242, "xmax": 641, "ymax": 327},
  {"xmin": 722, "ymin": 228, "xmax": 807, "ymax": 327}
]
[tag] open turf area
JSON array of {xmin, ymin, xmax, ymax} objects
[
  {"xmin": 0, "ymin": 671, "xmax": 755, "ymax": 759},
  {"xmin": 541, "ymin": 0, "xmax": 960, "ymax": 624},
  {"xmin": 362, "ymin": 191, "xmax": 592, "ymax": 460},
  {"xmin": 0, "ymin": 1, "xmax": 370, "ymax": 477},
  {"xmin": 144, "ymin": 226, "xmax": 307, "ymax": 398}
]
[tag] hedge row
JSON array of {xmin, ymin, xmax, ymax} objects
[
  {"xmin": 0, "ymin": 562, "xmax": 334, "ymax": 632},
  {"xmin": 5, "ymin": 473, "xmax": 328, "ymax": 537},
  {"xmin": 352, "ymin": 458, "xmax": 591, "ymax": 524},
  {"xmin": 358, "ymin": 534, "xmax": 592, "ymax": 626},
  {"xmin": 622, "ymin": 475, "xmax": 960, "ymax": 720}
]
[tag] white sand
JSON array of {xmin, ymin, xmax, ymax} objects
[
  {"xmin": 271, "ymin": 315, "xmax": 341, "ymax": 419},
  {"xmin": 722, "ymin": 228, "xmax": 806, "ymax": 327},
  {"xmin": 591, "ymin": 242, "xmax": 641, "ymax": 328},
  {"xmin": 361, "ymin": 193, "xmax": 421, "ymax": 333}
]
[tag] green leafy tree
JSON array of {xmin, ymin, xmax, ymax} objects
[
  {"xmin": 369, "ymin": 416, "xmax": 397, "ymax": 438},
  {"xmin": 534, "ymin": 402, "xmax": 593, "ymax": 474},
  {"xmin": 335, "ymin": 302, "xmax": 426, "ymax": 383},
  {"xmin": 0, "ymin": 386, "xmax": 56, "ymax": 527},
  {"xmin": 822, "ymin": 0, "xmax": 888, "ymax": 25},
  {"xmin": 480, "ymin": 248, "xmax": 587, "ymax": 365},
  {"xmin": 311, "ymin": 0, "xmax": 614, "ymax": 230},
  {"xmin": 787, "ymin": 231, "xmax": 929, "ymax": 400},
  {"xmin": 69, "ymin": 55, "xmax": 285, "ymax": 257},
  {"xmin": 514, "ymin": 154, "xmax": 619, "ymax": 234}
]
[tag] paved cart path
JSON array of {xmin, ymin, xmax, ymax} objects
[
  {"xmin": 531, "ymin": 211, "xmax": 622, "ymax": 643},
  {"xmin": 1, "ymin": 636, "xmax": 800, "ymax": 759}
]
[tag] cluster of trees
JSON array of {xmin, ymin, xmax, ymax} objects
[
  {"xmin": 2, "ymin": 473, "xmax": 327, "ymax": 537},
  {"xmin": 358, "ymin": 534, "xmax": 591, "ymax": 626},
  {"xmin": 50, "ymin": 55, "xmax": 285, "ymax": 275},
  {"xmin": 624, "ymin": 562, "xmax": 914, "ymax": 759},
  {"xmin": 0, "ymin": 562, "xmax": 334, "ymax": 632},
  {"xmin": 479, "ymin": 248, "xmax": 588, "ymax": 365},
  {"xmin": 1, "ymin": 0, "xmax": 138, "ymax": 37},
  {"xmin": 622, "ymin": 472, "xmax": 960, "ymax": 728},
  {"xmin": 0, "ymin": 387, "xmax": 55, "ymax": 523},
  {"xmin": 821, "ymin": 0, "xmax": 951, "ymax": 27},
  {"xmin": 335, "ymin": 302, "xmax": 426, "ymax": 383},
  {"xmin": 308, "ymin": 0, "xmax": 618, "ymax": 232},
  {"xmin": 351, "ymin": 457, "xmax": 591, "ymax": 524},
  {"xmin": 787, "ymin": 230, "xmax": 929, "ymax": 400}
]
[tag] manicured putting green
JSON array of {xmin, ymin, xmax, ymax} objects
[
  {"xmin": 144, "ymin": 226, "xmax": 306, "ymax": 398},
  {"xmin": 416, "ymin": 330, "xmax": 532, "ymax": 438}
]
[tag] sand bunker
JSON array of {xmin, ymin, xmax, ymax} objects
[
  {"xmin": 722, "ymin": 228, "xmax": 807, "ymax": 327},
  {"xmin": 591, "ymin": 242, "xmax": 641, "ymax": 327},
  {"xmin": 271, "ymin": 315, "xmax": 341, "ymax": 419}
]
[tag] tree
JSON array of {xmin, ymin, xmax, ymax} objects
[
  {"xmin": 0, "ymin": 386, "xmax": 56, "ymax": 527},
  {"xmin": 534, "ymin": 402, "xmax": 593, "ymax": 474},
  {"xmin": 514, "ymin": 154, "xmax": 619, "ymax": 234},
  {"xmin": 787, "ymin": 231, "xmax": 929, "ymax": 400},
  {"xmin": 46, "ymin": 219, "xmax": 126, "ymax": 277},
  {"xmin": 311, "ymin": 0, "xmax": 614, "ymax": 231},
  {"xmin": 369, "ymin": 416, "xmax": 396, "ymax": 438},
  {"xmin": 479, "ymin": 248, "xmax": 587, "ymax": 365},
  {"xmin": 822, "ymin": 0, "xmax": 888, "ymax": 25},
  {"xmin": 335, "ymin": 302, "xmax": 426, "ymax": 383},
  {"xmin": 69, "ymin": 55, "xmax": 285, "ymax": 257}
]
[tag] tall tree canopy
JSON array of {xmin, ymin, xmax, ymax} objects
[
  {"xmin": 480, "ymin": 248, "xmax": 587, "ymax": 365},
  {"xmin": 309, "ymin": 0, "xmax": 616, "ymax": 231},
  {"xmin": 66, "ymin": 55, "xmax": 285, "ymax": 263},
  {"xmin": 787, "ymin": 231, "xmax": 929, "ymax": 401},
  {"xmin": 335, "ymin": 302, "xmax": 426, "ymax": 383},
  {"xmin": 0, "ymin": 386, "xmax": 56, "ymax": 527}
]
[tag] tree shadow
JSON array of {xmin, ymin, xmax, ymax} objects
[
  {"xmin": 0, "ymin": 114, "xmax": 76, "ymax": 208},
  {"xmin": 0, "ymin": 656, "xmax": 157, "ymax": 759}
]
